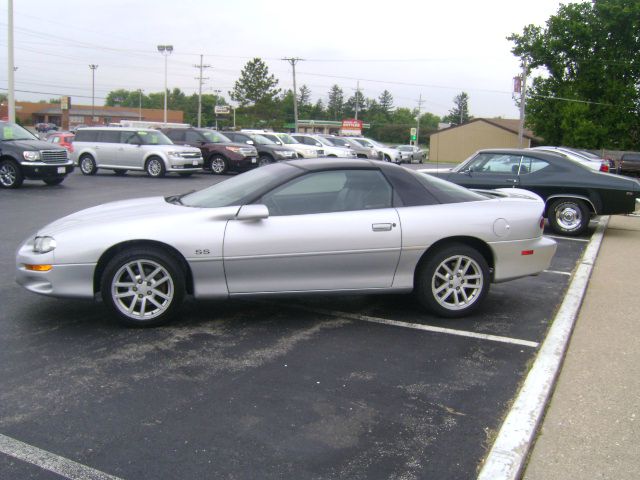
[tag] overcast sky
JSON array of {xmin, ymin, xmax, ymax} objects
[{"xmin": 1, "ymin": 0, "xmax": 581, "ymax": 119}]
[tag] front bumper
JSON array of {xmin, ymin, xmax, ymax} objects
[
  {"xmin": 21, "ymin": 160, "xmax": 74, "ymax": 179},
  {"xmin": 166, "ymin": 156, "xmax": 204, "ymax": 172},
  {"xmin": 16, "ymin": 240, "xmax": 95, "ymax": 298}
]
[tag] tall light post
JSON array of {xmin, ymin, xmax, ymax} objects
[
  {"xmin": 157, "ymin": 45, "xmax": 173, "ymax": 124},
  {"xmin": 89, "ymin": 64, "xmax": 98, "ymax": 123},
  {"xmin": 7, "ymin": 0, "xmax": 15, "ymax": 123},
  {"xmin": 282, "ymin": 57, "xmax": 304, "ymax": 132}
]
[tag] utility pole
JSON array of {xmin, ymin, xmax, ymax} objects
[
  {"xmin": 416, "ymin": 93, "xmax": 424, "ymax": 146},
  {"xmin": 138, "ymin": 89, "xmax": 144, "ymax": 120},
  {"xmin": 157, "ymin": 45, "xmax": 173, "ymax": 125},
  {"xmin": 194, "ymin": 54, "xmax": 211, "ymax": 128},
  {"xmin": 282, "ymin": 57, "xmax": 304, "ymax": 132},
  {"xmin": 518, "ymin": 58, "xmax": 528, "ymax": 148},
  {"xmin": 89, "ymin": 64, "xmax": 98, "ymax": 122},
  {"xmin": 354, "ymin": 80, "xmax": 361, "ymax": 120},
  {"xmin": 7, "ymin": 0, "xmax": 15, "ymax": 123}
]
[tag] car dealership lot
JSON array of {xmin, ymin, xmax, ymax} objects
[{"xmin": 0, "ymin": 170, "xmax": 592, "ymax": 479}]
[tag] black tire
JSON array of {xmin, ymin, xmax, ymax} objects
[
  {"xmin": 0, "ymin": 159, "xmax": 24, "ymax": 188},
  {"xmin": 113, "ymin": 169, "xmax": 127, "ymax": 176},
  {"xmin": 258, "ymin": 155, "xmax": 273, "ymax": 167},
  {"xmin": 384, "ymin": 155, "xmax": 391, "ymax": 162},
  {"xmin": 209, "ymin": 154, "xmax": 228, "ymax": 174},
  {"xmin": 100, "ymin": 248, "xmax": 186, "ymax": 327},
  {"xmin": 415, "ymin": 243, "xmax": 490, "ymax": 318},
  {"xmin": 145, "ymin": 157, "xmax": 166, "ymax": 178},
  {"xmin": 79, "ymin": 155, "xmax": 98, "ymax": 175},
  {"xmin": 43, "ymin": 177, "xmax": 65, "ymax": 186},
  {"xmin": 548, "ymin": 198, "xmax": 590, "ymax": 236}
]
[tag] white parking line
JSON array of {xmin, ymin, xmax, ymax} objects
[
  {"xmin": 477, "ymin": 216, "xmax": 609, "ymax": 480},
  {"xmin": 0, "ymin": 434, "xmax": 121, "ymax": 480},
  {"xmin": 285, "ymin": 304, "xmax": 539, "ymax": 348},
  {"xmin": 545, "ymin": 235, "xmax": 590, "ymax": 242},
  {"xmin": 543, "ymin": 269, "xmax": 572, "ymax": 276}
]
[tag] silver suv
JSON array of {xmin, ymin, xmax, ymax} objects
[{"xmin": 72, "ymin": 127, "xmax": 203, "ymax": 177}]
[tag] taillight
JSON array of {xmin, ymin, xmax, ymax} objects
[
  {"xmin": 600, "ymin": 162, "xmax": 609, "ymax": 172},
  {"xmin": 540, "ymin": 217, "xmax": 545, "ymax": 230}
]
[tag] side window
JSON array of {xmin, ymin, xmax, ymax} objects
[
  {"xmin": 52, "ymin": 137, "xmax": 60, "ymax": 143},
  {"xmin": 260, "ymin": 170, "xmax": 392, "ymax": 216},
  {"xmin": 121, "ymin": 131, "xmax": 138, "ymax": 144},
  {"xmin": 74, "ymin": 130, "xmax": 98, "ymax": 142},
  {"xmin": 520, "ymin": 156, "xmax": 550, "ymax": 174},
  {"xmin": 97, "ymin": 131, "xmax": 121, "ymax": 143},
  {"xmin": 236, "ymin": 134, "xmax": 251, "ymax": 144},
  {"xmin": 166, "ymin": 130, "xmax": 184, "ymax": 142},
  {"xmin": 468, "ymin": 154, "xmax": 522, "ymax": 174},
  {"xmin": 185, "ymin": 131, "xmax": 201, "ymax": 143}
]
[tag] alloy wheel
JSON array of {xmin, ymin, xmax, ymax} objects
[{"xmin": 431, "ymin": 254, "xmax": 484, "ymax": 311}]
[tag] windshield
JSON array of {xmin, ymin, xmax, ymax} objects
[
  {"xmin": 397, "ymin": 146, "xmax": 413, "ymax": 152},
  {"xmin": 325, "ymin": 137, "xmax": 350, "ymax": 147},
  {"xmin": 137, "ymin": 130, "xmax": 173, "ymax": 145},
  {"xmin": 201, "ymin": 130, "xmax": 231, "ymax": 143},
  {"xmin": 250, "ymin": 134, "xmax": 275, "ymax": 145},
  {"xmin": 0, "ymin": 123, "xmax": 39, "ymax": 141},
  {"xmin": 276, "ymin": 133, "xmax": 299, "ymax": 145},
  {"xmin": 180, "ymin": 163, "xmax": 300, "ymax": 208}
]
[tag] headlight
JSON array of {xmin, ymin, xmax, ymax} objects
[
  {"xmin": 33, "ymin": 236, "xmax": 56, "ymax": 253},
  {"xmin": 225, "ymin": 146, "xmax": 242, "ymax": 153},
  {"xmin": 23, "ymin": 151, "xmax": 41, "ymax": 161},
  {"xmin": 167, "ymin": 151, "xmax": 183, "ymax": 158}
]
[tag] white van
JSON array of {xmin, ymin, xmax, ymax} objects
[{"xmin": 72, "ymin": 127, "xmax": 203, "ymax": 177}]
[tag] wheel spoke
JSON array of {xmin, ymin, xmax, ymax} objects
[
  {"xmin": 115, "ymin": 291, "xmax": 135, "ymax": 299},
  {"xmin": 151, "ymin": 289, "xmax": 170, "ymax": 301}
]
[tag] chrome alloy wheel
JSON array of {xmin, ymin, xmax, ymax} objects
[
  {"xmin": 110, "ymin": 259, "xmax": 174, "ymax": 320},
  {"xmin": 80, "ymin": 157, "xmax": 95, "ymax": 174},
  {"xmin": 0, "ymin": 163, "xmax": 17, "ymax": 187},
  {"xmin": 211, "ymin": 157, "xmax": 226, "ymax": 174},
  {"xmin": 147, "ymin": 158, "xmax": 163, "ymax": 177},
  {"xmin": 431, "ymin": 254, "xmax": 484, "ymax": 311},
  {"xmin": 555, "ymin": 204, "xmax": 582, "ymax": 231}
]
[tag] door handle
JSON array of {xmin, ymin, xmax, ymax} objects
[
  {"xmin": 372, "ymin": 223, "xmax": 394, "ymax": 231},
  {"xmin": 506, "ymin": 178, "xmax": 518, "ymax": 183}
]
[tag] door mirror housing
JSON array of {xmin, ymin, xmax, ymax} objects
[{"xmin": 236, "ymin": 204, "xmax": 269, "ymax": 221}]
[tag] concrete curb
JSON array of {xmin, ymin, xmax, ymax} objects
[{"xmin": 476, "ymin": 216, "xmax": 610, "ymax": 480}]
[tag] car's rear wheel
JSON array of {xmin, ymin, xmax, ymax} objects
[
  {"xmin": 79, "ymin": 155, "xmax": 97, "ymax": 175},
  {"xmin": 209, "ymin": 154, "xmax": 228, "ymax": 174},
  {"xmin": 101, "ymin": 248, "xmax": 185, "ymax": 327},
  {"xmin": 0, "ymin": 159, "xmax": 24, "ymax": 188},
  {"xmin": 146, "ymin": 157, "xmax": 166, "ymax": 178},
  {"xmin": 415, "ymin": 243, "xmax": 489, "ymax": 318},
  {"xmin": 548, "ymin": 198, "xmax": 589, "ymax": 236},
  {"xmin": 43, "ymin": 177, "xmax": 64, "ymax": 186}
]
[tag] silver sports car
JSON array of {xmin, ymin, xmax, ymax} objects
[{"xmin": 16, "ymin": 159, "xmax": 557, "ymax": 327}]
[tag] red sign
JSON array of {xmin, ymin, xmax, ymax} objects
[{"xmin": 342, "ymin": 119, "xmax": 363, "ymax": 130}]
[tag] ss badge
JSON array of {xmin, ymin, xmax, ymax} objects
[{"xmin": 195, "ymin": 249, "xmax": 210, "ymax": 255}]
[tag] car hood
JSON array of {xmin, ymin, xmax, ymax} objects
[
  {"xmin": 38, "ymin": 196, "xmax": 237, "ymax": 236},
  {"xmin": 4, "ymin": 139, "xmax": 64, "ymax": 151}
]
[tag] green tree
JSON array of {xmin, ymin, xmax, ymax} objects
[
  {"xmin": 509, "ymin": 0, "xmax": 640, "ymax": 149},
  {"xmin": 378, "ymin": 90, "xmax": 394, "ymax": 117},
  {"xmin": 442, "ymin": 92, "xmax": 471, "ymax": 125},
  {"xmin": 229, "ymin": 57, "xmax": 281, "ymax": 107},
  {"xmin": 327, "ymin": 85, "xmax": 344, "ymax": 120},
  {"xmin": 344, "ymin": 90, "xmax": 367, "ymax": 118}
]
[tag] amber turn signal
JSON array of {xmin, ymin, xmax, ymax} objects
[{"xmin": 24, "ymin": 264, "xmax": 53, "ymax": 272}]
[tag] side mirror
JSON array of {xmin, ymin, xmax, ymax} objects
[
  {"xmin": 236, "ymin": 204, "xmax": 269, "ymax": 221},
  {"xmin": 246, "ymin": 140, "xmax": 254, "ymax": 145}
]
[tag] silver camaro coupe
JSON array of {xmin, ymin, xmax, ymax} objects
[{"xmin": 16, "ymin": 159, "xmax": 556, "ymax": 327}]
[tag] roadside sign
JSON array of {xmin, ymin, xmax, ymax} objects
[{"xmin": 214, "ymin": 105, "xmax": 231, "ymax": 115}]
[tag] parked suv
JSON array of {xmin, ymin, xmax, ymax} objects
[
  {"xmin": 290, "ymin": 133, "xmax": 357, "ymax": 158},
  {"xmin": 162, "ymin": 127, "xmax": 258, "ymax": 175},
  {"xmin": 222, "ymin": 131, "xmax": 297, "ymax": 165},
  {"xmin": 319, "ymin": 135, "xmax": 376, "ymax": 158},
  {"xmin": 0, "ymin": 121, "xmax": 74, "ymax": 188},
  {"xmin": 72, "ymin": 127, "xmax": 203, "ymax": 177},
  {"xmin": 259, "ymin": 132, "xmax": 324, "ymax": 158},
  {"xmin": 618, "ymin": 152, "xmax": 640, "ymax": 177},
  {"xmin": 351, "ymin": 137, "xmax": 401, "ymax": 163}
]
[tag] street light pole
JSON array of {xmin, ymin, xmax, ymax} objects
[
  {"xmin": 89, "ymin": 64, "xmax": 98, "ymax": 123},
  {"xmin": 282, "ymin": 57, "xmax": 304, "ymax": 132},
  {"xmin": 157, "ymin": 45, "xmax": 173, "ymax": 125},
  {"xmin": 138, "ymin": 89, "xmax": 144, "ymax": 120},
  {"xmin": 7, "ymin": 0, "xmax": 15, "ymax": 123}
]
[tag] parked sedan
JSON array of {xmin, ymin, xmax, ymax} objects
[
  {"xmin": 426, "ymin": 149, "xmax": 640, "ymax": 236},
  {"xmin": 16, "ymin": 158, "xmax": 556, "ymax": 327},
  {"xmin": 396, "ymin": 145, "xmax": 425, "ymax": 163}
]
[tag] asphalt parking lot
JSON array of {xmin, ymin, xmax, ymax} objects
[{"xmin": 0, "ymin": 168, "xmax": 593, "ymax": 479}]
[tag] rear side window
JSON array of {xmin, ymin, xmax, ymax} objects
[
  {"xmin": 185, "ymin": 131, "xmax": 202, "ymax": 143},
  {"xmin": 74, "ymin": 130, "xmax": 99, "ymax": 142},
  {"xmin": 166, "ymin": 130, "xmax": 185, "ymax": 142},
  {"xmin": 97, "ymin": 131, "xmax": 121, "ymax": 143},
  {"xmin": 520, "ymin": 156, "xmax": 550, "ymax": 174},
  {"xmin": 121, "ymin": 131, "xmax": 138, "ymax": 144}
]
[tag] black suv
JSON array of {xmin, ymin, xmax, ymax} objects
[
  {"xmin": 0, "ymin": 121, "xmax": 74, "ymax": 188},
  {"xmin": 222, "ymin": 131, "xmax": 298, "ymax": 165},
  {"xmin": 161, "ymin": 128, "xmax": 258, "ymax": 175}
]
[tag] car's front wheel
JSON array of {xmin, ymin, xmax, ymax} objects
[
  {"xmin": 258, "ymin": 155, "xmax": 273, "ymax": 167},
  {"xmin": 548, "ymin": 198, "xmax": 589, "ymax": 236},
  {"xmin": 79, "ymin": 155, "xmax": 97, "ymax": 175},
  {"xmin": 101, "ymin": 248, "xmax": 185, "ymax": 327},
  {"xmin": 146, "ymin": 157, "xmax": 166, "ymax": 178},
  {"xmin": 0, "ymin": 159, "xmax": 24, "ymax": 188},
  {"xmin": 415, "ymin": 243, "xmax": 489, "ymax": 318},
  {"xmin": 209, "ymin": 154, "xmax": 228, "ymax": 174}
]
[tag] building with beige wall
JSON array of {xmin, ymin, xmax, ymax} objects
[{"xmin": 429, "ymin": 118, "xmax": 540, "ymax": 163}]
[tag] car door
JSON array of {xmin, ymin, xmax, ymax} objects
[
  {"xmin": 223, "ymin": 169, "xmax": 401, "ymax": 294},
  {"xmin": 95, "ymin": 130, "xmax": 122, "ymax": 167},
  {"xmin": 118, "ymin": 131, "xmax": 144, "ymax": 169},
  {"xmin": 447, "ymin": 152, "xmax": 523, "ymax": 189}
]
